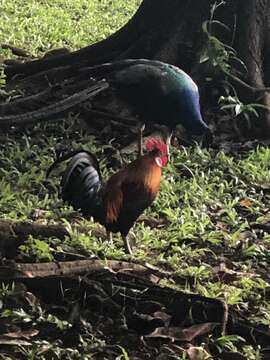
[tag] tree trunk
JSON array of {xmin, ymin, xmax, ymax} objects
[
  {"xmin": 4, "ymin": 0, "xmax": 270, "ymax": 135},
  {"xmin": 230, "ymin": 0, "xmax": 270, "ymax": 132}
]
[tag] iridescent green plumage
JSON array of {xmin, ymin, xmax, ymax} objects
[
  {"xmin": 105, "ymin": 60, "xmax": 208, "ymax": 135},
  {"xmin": 0, "ymin": 59, "xmax": 208, "ymax": 135}
]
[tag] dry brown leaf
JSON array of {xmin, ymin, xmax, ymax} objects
[
  {"xmin": 153, "ymin": 311, "xmax": 172, "ymax": 326},
  {"xmin": 239, "ymin": 199, "xmax": 253, "ymax": 208},
  {"xmin": 186, "ymin": 346, "xmax": 212, "ymax": 360},
  {"xmin": 146, "ymin": 322, "xmax": 217, "ymax": 342}
]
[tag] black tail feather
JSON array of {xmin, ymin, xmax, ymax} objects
[
  {"xmin": 46, "ymin": 149, "xmax": 100, "ymax": 178},
  {"xmin": 48, "ymin": 151, "xmax": 103, "ymax": 217}
]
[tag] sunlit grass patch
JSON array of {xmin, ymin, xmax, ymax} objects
[{"xmin": 0, "ymin": 0, "xmax": 141, "ymax": 56}]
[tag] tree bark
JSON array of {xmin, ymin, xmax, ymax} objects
[{"xmin": 231, "ymin": 0, "xmax": 270, "ymax": 132}]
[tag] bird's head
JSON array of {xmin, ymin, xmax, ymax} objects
[{"xmin": 145, "ymin": 131, "xmax": 171, "ymax": 167}]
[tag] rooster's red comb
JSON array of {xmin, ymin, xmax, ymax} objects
[{"xmin": 145, "ymin": 137, "xmax": 168, "ymax": 154}]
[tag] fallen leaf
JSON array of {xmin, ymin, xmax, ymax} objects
[
  {"xmin": 186, "ymin": 346, "xmax": 212, "ymax": 360},
  {"xmin": 239, "ymin": 199, "xmax": 253, "ymax": 208},
  {"xmin": 216, "ymin": 221, "xmax": 229, "ymax": 230},
  {"xmin": 153, "ymin": 311, "xmax": 172, "ymax": 326},
  {"xmin": 146, "ymin": 323, "xmax": 217, "ymax": 342}
]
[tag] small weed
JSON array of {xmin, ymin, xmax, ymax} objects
[
  {"xmin": 0, "ymin": 282, "xmax": 15, "ymax": 299},
  {"xmin": 19, "ymin": 236, "xmax": 54, "ymax": 262}
]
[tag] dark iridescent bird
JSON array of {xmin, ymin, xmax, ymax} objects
[
  {"xmin": 87, "ymin": 59, "xmax": 209, "ymax": 136},
  {"xmin": 0, "ymin": 59, "xmax": 209, "ymax": 137},
  {"xmin": 47, "ymin": 128, "xmax": 171, "ymax": 254}
]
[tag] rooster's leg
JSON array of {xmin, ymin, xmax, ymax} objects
[
  {"xmin": 106, "ymin": 230, "xmax": 113, "ymax": 245},
  {"xmin": 137, "ymin": 123, "xmax": 145, "ymax": 158},
  {"xmin": 122, "ymin": 235, "xmax": 133, "ymax": 255}
]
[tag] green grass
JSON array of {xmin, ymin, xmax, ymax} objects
[
  {"xmin": 1, "ymin": 0, "xmax": 270, "ymax": 358},
  {"xmin": 1, "ymin": 126, "xmax": 270, "ymax": 307},
  {"xmin": 0, "ymin": 0, "xmax": 141, "ymax": 56}
]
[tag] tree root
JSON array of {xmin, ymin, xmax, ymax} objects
[
  {"xmin": 1, "ymin": 269, "xmax": 269, "ymax": 357},
  {"xmin": 0, "ymin": 258, "xmax": 229, "ymax": 337},
  {"xmin": 0, "ymin": 220, "xmax": 69, "ymax": 258},
  {"xmin": 1, "ymin": 44, "xmax": 33, "ymax": 58},
  {"xmin": 3, "ymin": 259, "xmax": 270, "ymax": 345},
  {"xmin": 0, "ymin": 259, "xmax": 164, "ymax": 282},
  {"xmin": 223, "ymin": 68, "xmax": 270, "ymax": 95}
]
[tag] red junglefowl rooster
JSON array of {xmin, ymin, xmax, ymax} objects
[{"xmin": 47, "ymin": 129, "xmax": 171, "ymax": 254}]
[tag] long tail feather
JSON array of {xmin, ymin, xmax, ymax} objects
[
  {"xmin": 78, "ymin": 59, "xmax": 165, "ymax": 79},
  {"xmin": 0, "ymin": 80, "xmax": 108, "ymax": 126}
]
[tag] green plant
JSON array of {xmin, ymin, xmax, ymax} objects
[
  {"xmin": 19, "ymin": 236, "xmax": 54, "ymax": 261},
  {"xmin": 0, "ymin": 67, "xmax": 5, "ymax": 88},
  {"xmin": 116, "ymin": 346, "xmax": 130, "ymax": 360},
  {"xmin": 201, "ymin": 1, "xmax": 264, "ymax": 128},
  {"xmin": 0, "ymin": 282, "xmax": 15, "ymax": 299},
  {"xmin": 213, "ymin": 334, "xmax": 245, "ymax": 353},
  {"xmin": 219, "ymin": 94, "xmax": 268, "ymax": 128},
  {"xmin": 201, "ymin": 1, "xmax": 246, "ymax": 74}
]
